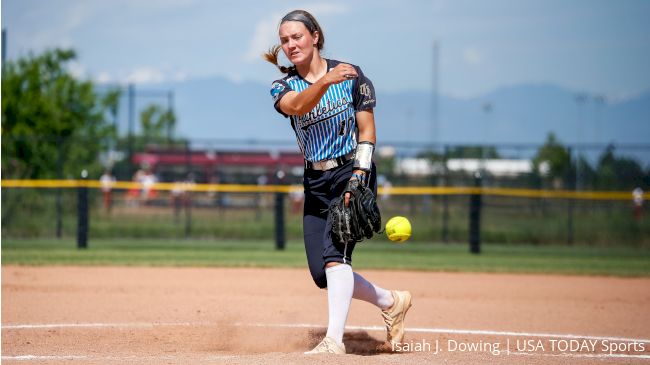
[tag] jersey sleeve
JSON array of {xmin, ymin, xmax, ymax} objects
[
  {"xmin": 270, "ymin": 79, "xmax": 291, "ymax": 118},
  {"xmin": 352, "ymin": 67, "xmax": 376, "ymax": 111}
]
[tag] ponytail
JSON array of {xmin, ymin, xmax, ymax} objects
[{"xmin": 263, "ymin": 45, "xmax": 294, "ymax": 74}]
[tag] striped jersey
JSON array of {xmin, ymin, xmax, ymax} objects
[{"xmin": 270, "ymin": 59, "xmax": 376, "ymax": 162}]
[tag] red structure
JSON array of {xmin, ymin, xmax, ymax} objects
[{"xmin": 132, "ymin": 147, "xmax": 304, "ymax": 183}]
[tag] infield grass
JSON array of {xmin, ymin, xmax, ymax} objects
[{"xmin": 2, "ymin": 238, "xmax": 649, "ymax": 277}]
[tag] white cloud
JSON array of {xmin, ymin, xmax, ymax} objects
[
  {"xmin": 67, "ymin": 61, "xmax": 86, "ymax": 79},
  {"xmin": 19, "ymin": 2, "xmax": 92, "ymax": 52},
  {"xmin": 125, "ymin": 67, "xmax": 166, "ymax": 84},
  {"xmin": 227, "ymin": 73, "xmax": 244, "ymax": 84},
  {"xmin": 172, "ymin": 70, "xmax": 188, "ymax": 82},
  {"xmin": 245, "ymin": 13, "xmax": 283, "ymax": 62},
  {"xmin": 244, "ymin": 4, "xmax": 349, "ymax": 63},
  {"xmin": 100, "ymin": 66, "xmax": 189, "ymax": 84},
  {"xmin": 463, "ymin": 47, "xmax": 483, "ymax": 66},
  {"xmin": 95, "ymin": 72, "xmax": 113, "ymax": 84}
]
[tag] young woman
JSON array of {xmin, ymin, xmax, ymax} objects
[{"xmin": 265, "ymin": 10, "xmax": 412, "ymax": 355}]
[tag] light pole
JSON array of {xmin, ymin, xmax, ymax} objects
[
  {"xmin": 574, "ymin": 93, "xmax": 588, "ymax": 190},
  {"xmin": 2, "ymin": 28, "xmax": 6, "ymax": 68},
  {"xmin": 593, "ymin": 95, "xmax": 606, "ymax": 145},
  {"xmin": 432, "ymin": 41, "xmax": 440, "ymax": 145},
  {"xmin": 126, "ymin": 83, "xmax": 175, "ymax": 176},
  {"xmin": 481, "ymin": 102, "xmax": 493, "ymax": 174}
]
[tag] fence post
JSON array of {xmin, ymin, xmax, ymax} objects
[
  {"xmin": 184, "ymin": 140, "xmax": 192, "ymax": 238},
  {"xmin": 274, "ymin": 170, "xmax": 286, "ymax": 250},
  {"xmin": 127, "ymin": 83, "xmax": 135, "ymax": 177},
  {"xmin": 184, "ymin": 189, "xmax": 192, "ymax": 239},
  {"xmin": 56, "ymin": 136, "xmax": 63, "ymax": 239},
  {"xmin": 442, "ymin": 144, "xmax": 450, "ymax": 242},
  {"xmin": 77, "ymin": 170, "xmax": 89, "ymax": 249},
  {"xmin": 567, "ymin": 146, "xmax": 574, "ymax": 245},
  {"xmin": 469, "ymin": 172, "xmax": 482, "ymax": 254}
]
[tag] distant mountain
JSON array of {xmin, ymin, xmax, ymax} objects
[
  {"xmin": 142, "ymin": 77, "xmax": 649, "ymax": 149},
  {"xmin": 379, "ymin": 83, "xmax": 650, "ymax": 146}
]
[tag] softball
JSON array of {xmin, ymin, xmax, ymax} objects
[{"xmin": 385, "ymin": 216, "xmax": 411, "ymax": 243}]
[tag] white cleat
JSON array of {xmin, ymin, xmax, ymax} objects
[
  {"xmin": 304, "ymin": 336, "xmax": 346, "ymax": 355},
  {"xmin": 382, "ymin": 290, "xmax": 413, "ymax": 347}
]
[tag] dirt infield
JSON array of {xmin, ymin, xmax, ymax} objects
[{"xmin": 2, "ymin": 265, "xmax": 650, "ymax": 364}]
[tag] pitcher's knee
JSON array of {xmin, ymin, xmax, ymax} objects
[{"xmin": 311, "ymin": 271, "xmax": 328, "ymax": 289}]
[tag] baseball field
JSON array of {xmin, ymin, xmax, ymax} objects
[{"xmin": 2, "ymin": 239, "xmax": 650, "ymax": 364}]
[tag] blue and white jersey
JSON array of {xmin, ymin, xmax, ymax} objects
[{"xmin": 270, "ymin": 59, "xmax": 376, "ymax": 163}]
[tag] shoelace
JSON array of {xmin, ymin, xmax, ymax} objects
[
  {"xmin": 382, "ymin": 309, "xmax": 395, "ymax": 332},
  {"xmin": 316, "ymin": 339, "xmax": 336, "ymax": 353},
  {"xmin": 382, "ymin": 296, "xmax": 401, "ymax": 336}
]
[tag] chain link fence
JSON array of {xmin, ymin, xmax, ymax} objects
[{"xmin": 2, "ymin": 137, "xmax": 649, "ymax": 246}]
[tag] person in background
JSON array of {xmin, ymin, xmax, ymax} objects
[
  {"xmin": 633, "ymin": 187, "xmax": 644, "ymax": 219},
  {"xmin": 100, "ymin": 169, "xmax": 116, "ymax": 213}
]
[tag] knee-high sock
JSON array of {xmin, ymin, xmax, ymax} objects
[
  {"xmin": 325, "ymin": 264, "xmax": 354, "ymax": 345},
  {"xmin": 352, "ymin": 272, "xmax": 394, "ymax": 310}
]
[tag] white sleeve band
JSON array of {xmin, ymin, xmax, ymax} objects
[{"xmin": 353, "ymin": 141, "xmax": 375, "ymax": 172}]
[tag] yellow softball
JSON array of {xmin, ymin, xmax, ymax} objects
[{"xmin": 385, "ymin": 216, "xmax": 412, "ymax": 243}]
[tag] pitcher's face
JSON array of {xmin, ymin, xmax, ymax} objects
[{"xmin": 279, "ymin": 21, "xmax": 319, "ymax": 66}]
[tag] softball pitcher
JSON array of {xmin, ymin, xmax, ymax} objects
[{"xmin": 265, "ymin": 9, "xmax": 412, "ymax": 355}]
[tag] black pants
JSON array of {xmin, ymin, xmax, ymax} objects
[{"xmin": 302, "ymin": 160, "xmax": 377, "ymax": 288}]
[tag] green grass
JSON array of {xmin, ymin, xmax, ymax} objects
[{"xmin": 2, "ymin": 238, "xmax": 650, "ymax": 277}]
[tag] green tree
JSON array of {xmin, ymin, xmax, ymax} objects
[
  {"xmin": 416, "ymin": 150, "xmax": 444, "ymax": 161},
  {"xmin": 576, "ymin": 154, "xmax": 596, "ymax": 189},
  {"xmin": 110, "ymin": 103, "xmax": 181, "ymax": 180},
  {"xmin": 595, "ymin": 145, "xmax": 645, "ymax": 190},
  {"xmin": 139, "ymin": 104, "xmax": 176, "ymax": 144},
  {"xmin": 532, "ymin": 133, "xmax": 572, "ymax": 189},
  {"xmin": 447, "ymin": 146, "xmax": 500, "ymax": 159},
  {"xmin": 101, "ymin": 88, "xmax": 121, "ymax": 130},
  {"xmin": 2, "ymin": 48, "xmax": 118, "ymax": 180}
]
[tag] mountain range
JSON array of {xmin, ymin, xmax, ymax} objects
[{"xmin": 133, "ymin": 77, "xmax": 649, "ymax": 151}]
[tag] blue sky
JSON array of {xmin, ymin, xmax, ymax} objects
[{"xmin": 3, "ymin": 0, "xmax": 649, "ymax": 100}]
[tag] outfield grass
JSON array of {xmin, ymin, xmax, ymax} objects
[
  {"xmin": 4, "ymin": 188, "xmax": 649, "ymax": 246},
  {"xmin": 2, "ymin": 238, "xmax": 649, "ymax": 277}
]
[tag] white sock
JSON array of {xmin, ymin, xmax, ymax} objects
[
  {"xmin": 324, "ymin": 264, "xmax": 354, "ymax": 346},
  {"xmin": 352, "ymin": 272, "xmax": 394, "ymax": 310}
]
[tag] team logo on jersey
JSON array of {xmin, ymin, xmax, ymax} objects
[
  {"xmin": 270, "ymin": 82, "xmax": 286, "ymax": 101},
  {"xmin": 295, "ymin": 97, "xmax": 350, "ymax": 130},
  {"xmin": 359, "ymin": 83, "xmax": 372, "ymax": 98}
]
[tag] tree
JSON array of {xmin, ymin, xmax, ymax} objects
[
  {"xmin": 447, "ymin": 146, "xmax": 500, "ymax": 159},
  {"xmin": 109, "ymin": 102, "xmax": 181, "ymax": 180},
  {"xmin": 2, "ymin": 48, "xmax": 118, "ymax": 180},
  {"xmin": 532, "ymin": 133, "xmax": 572, "ymax": 189},
  {"xmin": 595, "ymin": 145, "xmax": 646, "ymax": 190},
  {"xmin": 101, "ymin": 88, "xmax": 121, "ymax": 131},
  {"xmin": 139, "ymin": 104, "xmax": 176, "ymax": 145},
  {"xmin": 416, "ymin": 150, "xmax": 444, "ymax": 161}
]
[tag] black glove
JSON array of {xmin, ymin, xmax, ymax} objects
[{"xmin": 328, "ymin": 177, "xmax": 382, "ymax": 244}]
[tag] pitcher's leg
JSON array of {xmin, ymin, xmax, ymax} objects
[
  {"xmin": 352, "ymin": 272, "xmax": 394, "ymax": 309},
  {"xmin": 323, "ymin": 263, "xmax": 354, "ymax": 347},
  {"xmin": 303, "ymin": 214, "xmax": 328, "ymax": 288}
]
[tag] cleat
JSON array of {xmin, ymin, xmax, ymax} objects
[
  {"xmin": 304, "ymin": 336, "xmax": 346, "ymax": 355},
  {"xmin": 382, "ymin": 290, "xmax": 412, "ymax": 347}
]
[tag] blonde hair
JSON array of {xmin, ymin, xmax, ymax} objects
[{"xmin": 263, "ymin": 10, "xmax": 325, "ymax": 74}]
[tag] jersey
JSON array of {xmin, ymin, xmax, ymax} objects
[{"xmin": 269, "ymin": 59, "xmax": 376, "ymax": 163}]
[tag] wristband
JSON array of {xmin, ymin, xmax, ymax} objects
[
  {"xmin": 351, "ymin": 172, "xmax": 366, "ymax": 186},
  {"xmin": 353, "ymin": 141, "xmax": 374, "ymax": 172}
]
